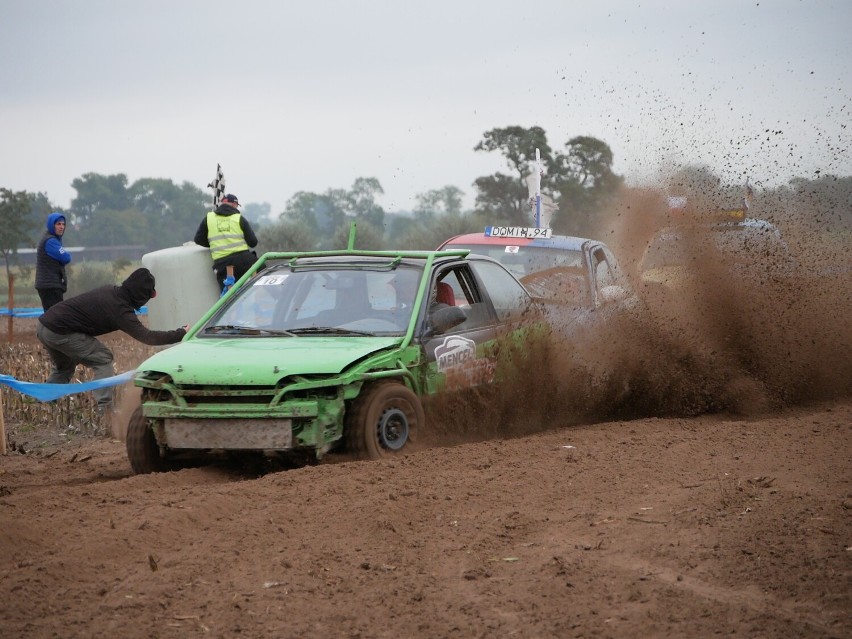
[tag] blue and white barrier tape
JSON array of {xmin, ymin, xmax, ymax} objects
[
  {"xmin": 0, "ymin": 307, "xmax": 44, "ymax": 318},
  {"xmin": 0, "ymin": 307, "xmax": 148, "ymax": 318},
  {"xmin": 0, "ymin": 371, "xmax": 136, "ymax": 402}
]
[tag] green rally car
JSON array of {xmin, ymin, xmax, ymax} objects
[{"xmin": 126, "ymin": 247, "xmax": 538, "ymax": 473}]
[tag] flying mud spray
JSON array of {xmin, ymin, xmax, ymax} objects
[{"xmin": 423, "ymin": 177, "xmax": 852, "ymax": 449}]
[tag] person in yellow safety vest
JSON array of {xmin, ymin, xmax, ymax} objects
[{"xmin": 194, "ymin": 193, "xmax": 259, "ymax": 291}]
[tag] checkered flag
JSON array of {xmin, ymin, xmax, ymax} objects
[{"xmin": 207, "ymin": 163, "xmax": 225, "ymax": 209}]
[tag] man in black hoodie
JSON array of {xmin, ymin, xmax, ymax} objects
[
  {"xmin": 194, "ymin": 193, "xmax": 259, "ymax": 292},
  {"xmin": 37, "ymin": 268, "xmax": 187, "ymax": 411}
]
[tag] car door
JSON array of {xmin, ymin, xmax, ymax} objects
[{"xmin": 418, "ymin": 259, "xmax": 532, "ymax": 393}]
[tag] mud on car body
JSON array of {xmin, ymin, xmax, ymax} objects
[{"xmin": 126, "ymin": 248, "xmax": 540, "ymax": 473}]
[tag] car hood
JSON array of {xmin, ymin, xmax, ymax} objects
[{"xmin": 137, "ymin": 336, "xmax": 403, "ymax": 385}]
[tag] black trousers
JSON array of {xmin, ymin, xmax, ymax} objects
[
  {"xmin": 37, "ymin": 288, "xmax": 64, "ymax": 312},
  {"xmin": 36, "ymin": 324, "xmax": 115, "ymax": 407},
  {"xmin": 213, "ymin": 251, "xmax": 257, "ymax": 291}
]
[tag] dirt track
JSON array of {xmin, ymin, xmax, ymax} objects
[
  {"xmin": 0, "ymin": 400, "xmax": 849, "ymax": 638},
  {"xmin": 1, "ymin": 195, "xmax": 850, "ymax": 637}
]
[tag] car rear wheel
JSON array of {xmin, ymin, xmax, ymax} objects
[
  {"xmin": 126, "ymin": 406, "xmax": 173, "ymax": 474},
  {"xmin": 345, "ymin": 382, "xmax": 424, "ymax": 459}
]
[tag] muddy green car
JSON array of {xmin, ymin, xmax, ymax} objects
[{"xmin": 126, "ymin": 248, "xmax": 538, "ymax": 473}]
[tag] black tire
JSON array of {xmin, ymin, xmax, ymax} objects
[
  {"xmin": 126, "ymin": 406, "xmax": 172, "ymax": 474},
  {"xmin": 345, "ymin": 383, "xmax": 424, "ymax": 460}
]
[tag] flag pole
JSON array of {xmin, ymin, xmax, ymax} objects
[{"xmin": 534, "ymin": 148, "xmax": 542, "ymax": 228}]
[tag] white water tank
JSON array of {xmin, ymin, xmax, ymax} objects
[{"xmin": 142, "ymin": 243, "xmax": 220, "ymax": 330}]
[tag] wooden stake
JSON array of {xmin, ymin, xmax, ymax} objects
[
  {"xmin": 0, "ymin": 390, "xmax": 6, "ymax": 455},
  {"xmin": 6, "ymin": 272, "xmax": 13, "ymax": 344}
]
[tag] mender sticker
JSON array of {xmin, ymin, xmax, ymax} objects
[
  {"xmin": 435, "ymin": 336, "xmax": 476, "ymax": 373},
  {"xmin": 434, "ymin": 335, "xmax": 495, "ymax": 390}
]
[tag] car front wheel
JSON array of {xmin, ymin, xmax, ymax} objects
[
  {"xmin": 126, "ymin": 406, "xmax": 173, "ymax": 474},
  {"xmin": 345, "ymin": 382, "xmax": 424, "ymax": 459}
]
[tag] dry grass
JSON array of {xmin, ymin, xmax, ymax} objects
[{"xmin": 1, "ymin": 318, "xmax": 157, "ymax": 439}]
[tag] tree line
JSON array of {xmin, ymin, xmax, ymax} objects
[{"xmin": 2, "ymin": 125, "xmax": 850, "ymax": 275}]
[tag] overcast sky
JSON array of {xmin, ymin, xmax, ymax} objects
[{"xmin": 1, "ymin": 0, "xmax": 849, "ymax": 215}]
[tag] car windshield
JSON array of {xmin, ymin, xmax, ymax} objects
[
  {"xmin": 200, "ymin": 263, "xmax": 424, "ymax": 337},
  {"xmin": 444, "ymin": 243, "xmax": 584, "ymax": 279}
]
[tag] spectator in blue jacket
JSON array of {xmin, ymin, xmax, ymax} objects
[{"xmin": 35, "ymin": 212, "xmax": 71, "ymax": 311}]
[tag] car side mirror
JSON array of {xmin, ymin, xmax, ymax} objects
[{"xmin": 430, "ymin": 305, "xmax": 467, "ymax": 334}]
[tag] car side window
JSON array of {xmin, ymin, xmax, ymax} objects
[
  {"xmin": 469, "ymin": 260, "xmax": 531, "ymax": 322},
  {"xmin": 429, "ymin": 267, "xmax": 492, "ymax": 332}
]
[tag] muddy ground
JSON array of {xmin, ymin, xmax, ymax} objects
[
  {"xmin": 0, "ymin": 202, "xmax": 850, "ymax": 638},
  {"xmin": 1, "ymin": 401, "xmax": 849, "ymax": 638}
]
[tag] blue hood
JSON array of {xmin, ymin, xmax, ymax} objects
[{"xmin": 46, "ymin": 212, "xmax": 65, "ymax": 239}]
